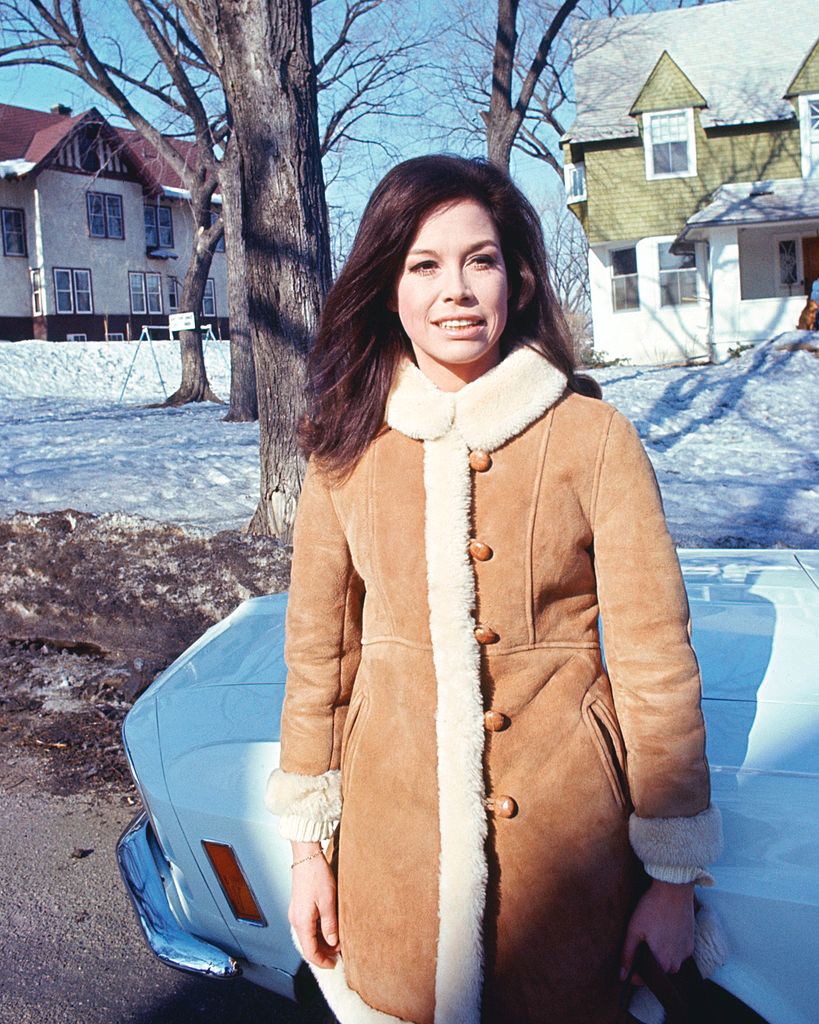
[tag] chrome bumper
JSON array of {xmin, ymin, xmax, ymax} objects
[{"xmin": 116, "ymin": 810, "xmax": 242, "ymax": 979}]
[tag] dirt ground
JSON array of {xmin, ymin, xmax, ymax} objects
[{"xmin": 0, "ymin": 509, "xmax": 291, "ymax": 797}]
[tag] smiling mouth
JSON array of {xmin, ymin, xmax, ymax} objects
[{"xmin": 434, "ymin": 318, "xmax": 485, "ymax": 329}]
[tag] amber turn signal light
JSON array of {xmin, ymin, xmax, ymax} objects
[{"xmin": 202, "ymin": 840, "xmax": 266, "ymax": 925}]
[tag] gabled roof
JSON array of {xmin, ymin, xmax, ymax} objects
[
  {"xmin": 566, "ymin": 0, "xmax": 819, "ymax": 145},
  {"xmin": 0, "ymin": 101, "xmax": 198, "ymax": 192},
  {"xmin": 629, "ymin": 51, "xmax": 707, "ymax": 117}
]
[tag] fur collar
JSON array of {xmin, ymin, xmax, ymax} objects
[{"xmin": 385, "ymin": 343, "xmax": 567, "ymax": 451}]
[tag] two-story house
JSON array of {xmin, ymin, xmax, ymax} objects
[
  {"xmin": 563, "ymin": 0, "xmax": 819, "ymax": 363},
  {"xmin": 0, "ymin": 102, "xmax": 228, "ymax": 342}
]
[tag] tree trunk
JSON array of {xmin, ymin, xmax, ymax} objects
[
  {"xmin": 180, "ymin": 0, "xmax": 331, "ymax": 540},
  {"xmin": 163, "ymin": 184, "xmax": 223, "ymax": 406},
  {"xmin": 220, "ymin": 141, "xmax": 258, "ymax": 422}
]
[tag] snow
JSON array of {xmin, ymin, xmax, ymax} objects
[{"xmin": 0, "ymin": 335, "xmax": 816, "ymax": 545}]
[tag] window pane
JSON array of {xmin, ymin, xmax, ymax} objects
[
  {"xmin": 650, "ymin": 112, "xmax": 688, "ymax": 143},
  {"xmin": 87, "ymin": 194, "xmax": 106, "ymax": 237},
  {"xmin": 144, "ymin": 207, "xmax": 158, "ymax": 248},
  {"xmin": 660, "ymin": 274, "xmax": 679, "ymax": 307},
  {"xmin": 658, "ymin": 242, "xmax": 695, "ymax": 271},
  {"xmin": 679, "ymin": 269, "xmax": 698, "ymax": 302},
  {"xmin": 168, "ymin": 277, "xmax": 179, "ymax": 312},
  {"xmin": 779, "ymin": 240, "xmax": 798, "ymax": 285},
  {"xmin": 612, "ymin": 274, "xmax": 639, "ymax": 312},
  {"xmin": 612, "ymin": 247, "xmax": 637, "ymax": 277},
  {"xmin": 31, "ymin": 269, "xmax": 42, "ymax": 315},
  {"xmin": 158, "ymin": 207, "xmax": 173, "ymax": 247},
  {"xmin": 202, "ymin": 279, "xmax": 215, "ymax": 316},
  {"xmin": 73, "ymin": 270, "xmax": 92, "ymax": 313},
  {"xmin": 54, "ymin": 269, "xmax": 73, "ymax": 313},
  {"xmin": 668, "ymin": 141, "xmax": 689, "ymax": 173},
  {"xmin": 2, "ymin": 208, "xmax": 26, "ymax": 255},
  {"xmin": 105, "ymin": 194, "xmax": 124, "ymax": 238},
  {"xmin": 129, "ymin": 272, "xmax": 147, "ymax": 314},
  {"xmin": 146, "ymin": 272, "xmax": 162, "ymax": 314}
]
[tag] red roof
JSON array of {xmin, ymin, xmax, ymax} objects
[{"xmin": 0, "ymin": 101, "xmax": 197, "ymax": 190}]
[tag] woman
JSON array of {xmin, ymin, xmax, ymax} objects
[{"xmin": 266, "ymin": 155, "xmax": 724, "ymax": 1024}]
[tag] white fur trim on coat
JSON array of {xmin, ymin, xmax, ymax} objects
[
  {"xmin": 424, "ymin": 430, "xmax": 488, "ymax": 1024},
  {"xmin": 630, "ymin": 806, "xmax": 723, "ymax": 887},
  {"xmin": 385, "ymin": 343, "xmax": 567, "ymax": 446},
  {"xmin": 265, "ymin": 768, "xmax": 341, "ymax": 841},
  {"xmin": 293, "ymin": 928, "xmax": 413, "ymax": 1023}
]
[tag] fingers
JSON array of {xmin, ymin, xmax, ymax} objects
[
  {"xmin": 318, "ymin": 890, "xmax": 339, "ymax": 950},
  {"xmin": 619, "ymin": 921, "xmax": 643, "ymax": 982}
]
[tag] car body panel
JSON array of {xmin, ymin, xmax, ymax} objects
[{"xmin": 120, "ymin": 551, "xmax": 819, "ymax": 1022}]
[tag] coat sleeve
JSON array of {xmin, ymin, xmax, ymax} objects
[
  {"xmin": 591, "ymin": 409, "xmax": 722, "ymax": 884},
  {"xmin": 264, "ymin": 457, "xmax": 364, "ymax": 842}
]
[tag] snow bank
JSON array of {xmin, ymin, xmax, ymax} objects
[
  {"xmin": 0, "ymin": 335, "xmax": 816, "ymax": 545},
  {"xmin": 0, "ymin": 338, "xmax": 231, "ymax": 402}
]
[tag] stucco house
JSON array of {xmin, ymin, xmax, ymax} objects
[
  {"xmin": 563, "ymin": 0, "xmax": 819, "ymax": 364},
  {"xmin": 0, "ymin": 102, "xmax": 228, "ymax": 342}
]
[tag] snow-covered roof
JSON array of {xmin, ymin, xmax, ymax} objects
[
  {"xmin": 0, "ymin": 158, "xmax": 36, "ymax": 179},
  {"xmin": 566, "ymin": 0, "xmax": 817, "ymax": 144},
  {"xmin": 677, "ymin": 178, "xmax": 819, "ymax": 241}
]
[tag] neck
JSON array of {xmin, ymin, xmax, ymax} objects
[{"xmin": 411, "ymin": 343, "xmax": 501, "ymax": 392}]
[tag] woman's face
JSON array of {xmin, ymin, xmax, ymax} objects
[{"xmin": 393, "ymin": 199, "xmax": 509, "ymax": 391}]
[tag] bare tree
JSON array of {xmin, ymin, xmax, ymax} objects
[{"xmin": 178, "ymin": 0, "xmax": 331, "ymax": 539}]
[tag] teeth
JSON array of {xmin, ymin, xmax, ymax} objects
[{"xmin": 438, "ymin": 319, "xmax": 480, "ymax": 328}]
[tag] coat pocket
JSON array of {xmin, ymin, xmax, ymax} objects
[
  {"xmin": 581, "ymin": 692, "xmax": 630, "ymax": 811},
  {"xmin": 340, "ymin": 690, "xmax": 369, "ymax": 796}
]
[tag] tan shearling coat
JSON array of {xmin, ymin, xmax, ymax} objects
[{"xmin": 266, "ymin": 345, "xmax": 724, "ymax": 1024}]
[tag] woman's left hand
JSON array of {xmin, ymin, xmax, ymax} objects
[{"xmin": 620, "ymin": 879, "xmax": 695, "ymax": 982}]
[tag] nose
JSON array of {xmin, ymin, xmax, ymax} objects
[{"xmin": 440, "ymin": 265, "xmax": 473, "ymax": 303}]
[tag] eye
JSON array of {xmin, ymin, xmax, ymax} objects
[
  {"xmin": 471, "ymin": 254, "xmax": 497, "ymax": 269},
  {"xmin": 409, "ymin": 259, "xmax": 437, "ymax": 275}
]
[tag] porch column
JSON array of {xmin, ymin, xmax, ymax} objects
[{"xmin": 708, "ymin": 225, "xmax": 740, "ymax": 361}]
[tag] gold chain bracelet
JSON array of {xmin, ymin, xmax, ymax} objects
[{"xmin": 291, "ymin": 850, "xmax": 324, "ymax": 869}]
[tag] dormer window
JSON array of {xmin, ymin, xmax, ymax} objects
[
  {"xmin": 798, "ymin": 94, "xmax": 819, "ymax": 177},
  {"xmin": 643, "ymin": 109, "xmax": 696, "ymax": 180},
  {"xmin": 564, "ymin": 162, "xmax": 587, "ymax": 202}
]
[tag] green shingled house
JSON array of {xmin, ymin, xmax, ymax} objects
[{"xmin": 563, "ymin": 0, "xmax": 819, "ymax": 363}]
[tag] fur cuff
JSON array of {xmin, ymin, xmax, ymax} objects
[
  {"xmin": 265, "ymin": 768, "xmax": 342, "ymax": 841},
  {"xmin": 630, "ymin": 806, "xmax": 723, "ymax": 880}
]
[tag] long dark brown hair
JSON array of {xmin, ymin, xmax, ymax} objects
[{"xmin": 301, "ymin": 154, "xmax": 599, "ymax": 472}]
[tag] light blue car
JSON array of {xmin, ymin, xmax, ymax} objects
[{"xmin": 117, "ymin": 549, "xmax": 819, "ymax": 1024}]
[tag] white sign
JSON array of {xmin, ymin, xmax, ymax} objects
[{"xmin": 169, "ymin": 311, "xmax": 197, "ymax": 332}]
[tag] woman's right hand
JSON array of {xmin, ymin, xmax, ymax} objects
[{"xmin": 288, "ymin": 841, "xmax": 340, "ymax": 969}]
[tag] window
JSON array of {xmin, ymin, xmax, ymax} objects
[
  {"xmin": 146, "ymin": 272, "xmax": 162, "ymax": 314},
  {"xmin": 611, "ymin": 247, "xmax": 639, "ymax": 312},
  {"xmin": 129, "ymin": 271, "xmax": 147, "ymax": 315},
  {"xmin": 168, "ymin": 276, "xmax": 180, "ymax": 312},
  {"xmin": 129, "ymin": 271, "xmax": 163, "ymax": 315},
  {"xmin": 799, "ymin": 94, "xmax": 819, "ymax": 178},
  {"xmin": 644, "ymin": 109, "xmax": 696, "ymax": 179},
  {"xmin": 31, "ymin": 268, "xmax": 43, "ymax": 315},
  {"xmin": 106, "ymin": 332, "xmax": 125, "ymax": 341},
  {"xmin": 779, "ymin": 239, "xmax": 799, "ymax": 286},
  {"xmin": 209, "ymin": 210, "xmax": 225, "ymax": 252},
  {"xmin": 87, "ymin": 192, "xmax": 124, "ymax": 239},
  {"xmin": 144, "ymin": 204, "xmax": 174, "ymax": 248},
  {"xmin": 53, "ymin": 268, "xmax": 93, "ymax": 314},
  {"xmin": 201, "ymin": 278, "xmax": 216, "ymax": 318},
  {"xmin": 658, "ymin": 243, "xmax": 698, "ymax": 306},
  {"xmin": 1, "ymin": 207, "xmax": 26, "ymax": 256},
  {"xmin": 564, "ymin": 162, "xmax": 587, "ymax": 202},
  {"xmin": 67, "ymin": 333, "xmax": 88, "ymax": 342}
]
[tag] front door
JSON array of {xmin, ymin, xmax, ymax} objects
[{"xmin": 802, "ymin": 236, "xmax": 819, "ymax": 295}]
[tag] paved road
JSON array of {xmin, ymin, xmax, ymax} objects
[{"xmin": 0, "ymin": 752, "xmax": 332, "ymax": 1024}]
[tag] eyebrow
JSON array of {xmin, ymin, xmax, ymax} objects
[{"xmin": 407, "ymin": 240, "xmax": 501, "ymax": 258}]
